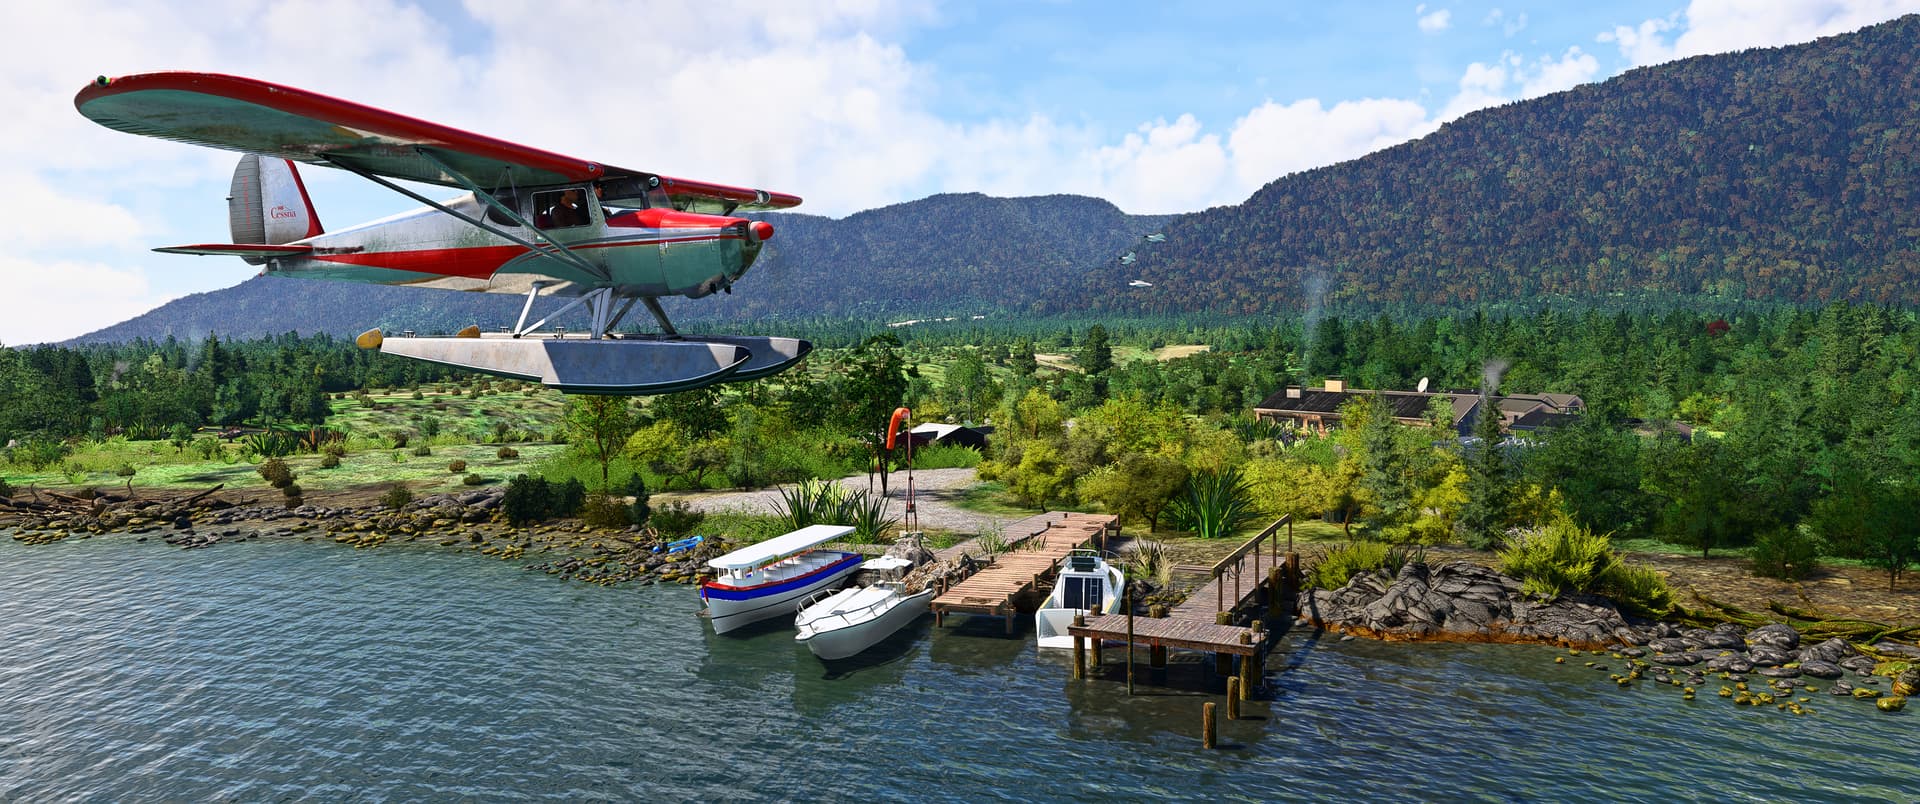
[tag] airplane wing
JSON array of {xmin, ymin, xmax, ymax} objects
[{"xmin": 74, "ymin": 72, "xmax": 801, "ymax": 213}]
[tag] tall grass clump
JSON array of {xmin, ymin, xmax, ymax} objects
[
  {"xmin": 1307, "ymin": 541, "xmax": 1391, "ymax": 590},
  {"xmin": 1165, "ymin": 468, "xmax": 1259, "ymax": 539},
  {"xmin": 1121, "ymin": 539, "xmax": 1172, "ymax": 586},
  {"xmin": 772, "ymin": 479, "xmax": 896, "ymax": 543},
  {"xmin": 1597, "ymin": 563, "xmax": 1674, "ymax": 619}
]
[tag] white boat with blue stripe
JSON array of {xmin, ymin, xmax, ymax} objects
[{"xmin": 699, "ymin": 524, "xmax": 864, "ymax": 635}]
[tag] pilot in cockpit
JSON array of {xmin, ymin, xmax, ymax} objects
[{"xmin": 545, "ymin": 189, "xmax": 586, "ymax": 228}]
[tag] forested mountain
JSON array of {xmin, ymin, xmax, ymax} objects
[
  {"xmin": 67, "ymin": 194, "xmax": 1172, "ymax": 344},
  {"xmin": 1057, "ymin": 15, "xmax": 1920, "ymax": 315},
  {"xmin": 68, "ymin": 15, "xmax": 1920, "ymax": 345}
]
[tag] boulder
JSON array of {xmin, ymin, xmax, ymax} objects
[
  {"xmin": 1747, "ymin": 646, "xmax": 1792, "ymax": 667},
  {"xmin": 1746, "ymin": 623, "xmax": 1800, "ymax": 652},
  {"xmin": 1653, "ymin": 652, "xmax": 1702, "ymax": 667},
  {"xmin": 1799, "ymin": 660, "xmax": 1845, "ymax": 679}
]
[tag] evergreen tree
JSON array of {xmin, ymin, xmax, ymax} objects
[{"xmin": 1458, "ymin": 392, "xmax": 1510, "ymax": 549}]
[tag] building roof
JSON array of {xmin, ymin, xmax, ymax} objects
[{"xmin": 1254, "ymin": 383, "xmax": 1584, "ymax": 428}]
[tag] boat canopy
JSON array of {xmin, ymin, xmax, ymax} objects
[{"xmin": 707, "ymin": 524, "xmax": 855, "ymax": 571}]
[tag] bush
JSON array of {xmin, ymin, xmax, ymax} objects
[
  {"xmin": 463, "ymin": 473, "xmax": 485, "ymax": 486},
  {"xmin": 257, "ymin": 458, "xmax": 295, "ymax": 488},
  {"xmin": 580, "ymin": 493, "xmax": 632, "ymax": 529},
  {"xmin": 390, "ymin": 432, "xmax": 410, "ymax": 448},
  {"xmin": 114, "ymin": 464, "xmax": 137, "ymax": 478},
  {"xmin": 413, "ymin": 445, "xmax": 433, "ymax": 457},
  {"xmin": 0, "ymin": 477, "xmax": 13, "ymax": 498},
  {"xmin": 282, "ymin": 483, "xmax": 303, "ymax": 499},
  {"xmin": 625, "ymin": 473, "xmax": 651, "ymax": 526},
  {"xmin": 501, "ymin": 474, "xmax": 588, "ymax": 524},
  {"xmin": 912, "ymin": 444, "xmax": 983, "ymax": 470},
  {"xmin": 322, "ymin": 443, "xmax": 347, "ymax": 458},
  {"xmin": 1308, "ymin": 541, "xmax": 1391, "ymax": 590},
  {"xmin": 1598, "ymin": 563, "xmax": 1674, "ymax": 619},
  {"xmin": 651, "ymin": 500, "xmax": 706, "ymax": 537},
  {"xmin": 9, "ymin": 439, "xmax": 71, "ymax": 470},
  {"xmin": 380, "ymin": 484, "xmax": 413, "ymax": 510},
  {"xmin": 319, "ymin": 453, "xmax": 341, "ymax": 469},
  {"xmin": 497, "ymin": 446, "xmax": 520, "ymax": 460},
  {"xmin": 412, "ymin": 390, "xmax": 424, "ymax": 400},
  {"xmin": 1752, "ymin": 526, "xmax": 1820, "ymax": 581},
  {"xmin": 448, "ymin": 459, "xmax": 468, "ymax": 473},
  {"xmin": 1498, "ymin": 519, "xmax": 1617, "ymax": 600}
]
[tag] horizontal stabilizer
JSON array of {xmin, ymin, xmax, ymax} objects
[{"xmin": 154, "ymin": 243, "xmax": 313, "ymax": 257}]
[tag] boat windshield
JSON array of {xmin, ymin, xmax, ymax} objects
[{"xmin": 1062, "ymin": 575, "xmax": 1103, "ymax": 611}]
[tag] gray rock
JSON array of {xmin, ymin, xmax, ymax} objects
[
  {"xmin": 1800, "ymin": 637, "xmax": 1859, "ymax": 665},
  {"xmin": 1799, "ymin": 660, "xmax": 1845, "ymax": 679},
  {"xmin": 1872, "ymin": 641, "xmax": 1920, "ymax": 660},
  {"xmin": 1653, "ymin": 652, "xmax": 1702, "ymax": 667},
  {"xmin": 1649, "ymin": 638, "xmax": 1691, "ymax": 654},
  {"xmin": 1756, "ymin": 666, "xmax": 1801, "ymax": 679},
  {"xmin": 1746, "ymin": 623, "xmax": 1800, "ymax": 652},
  {"xmin": 1702, "ymin": 632, "xmax": 1745, "ymax": 650}
]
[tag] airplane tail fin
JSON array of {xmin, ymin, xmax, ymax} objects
[{"xmin": 226, "ymin": 154, "xmax": 323, "ymax": 264}]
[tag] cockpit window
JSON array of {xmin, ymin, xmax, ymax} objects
[
  {"xmin": 532, "ymin": 188, "xmax": 591, "ymax": 229},
  {"xmin": 484, "ymin": 191, "xmax": 522, "ymax": 227}
]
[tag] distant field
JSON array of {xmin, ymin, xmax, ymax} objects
[{"xmin": 1151, "ymin": 344, "xmax": 1210, "ymax": 361}]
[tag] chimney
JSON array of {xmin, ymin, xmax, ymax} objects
[
  {"xmin": 1324, "ymin": 378, "xmax": 1345, "ymax": 393},
  {"xmin": 1286, "ymin": 386, "xmax": 1302, "ymax": 399}
]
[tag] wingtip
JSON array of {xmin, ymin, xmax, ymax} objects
[{"xmin": 356, "ymin": 328, "xmax": 384, "ymax": 350}]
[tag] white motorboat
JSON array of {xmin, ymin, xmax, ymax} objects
[
  {"xmin": 699, "ymin": 524, "xmax": 863, "ymax": 635},
  {"xmin": 793, "ymin": 559, "xmax": 934, "ymax": 660},
  {"xmin": 1033, "ymin": 549, "xmax": 1126, "ymax": 649}
]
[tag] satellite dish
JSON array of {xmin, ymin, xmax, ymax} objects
[{"xmin": 1416, "ymin": 377, "xmax": 1429, "ymax": 393}]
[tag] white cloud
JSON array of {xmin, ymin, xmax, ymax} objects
[
  {"xmin": 1483, "ymin": 8, "xmax": 1528, "ymax": 36},
  {"xmin": 1600, "ymin": 0, "xmax": 1920, "ymax": 66},
  {"xmin": 1418, "ymin": 6, "xmax": 1453, "ymax": 33},
  {"xmin": 0, "ymin": 255, "xmax": 177, "ymax": 345},
  {"xmin": 1227, "ymin": 98, "xmax": 1434, "ymax": 190}
]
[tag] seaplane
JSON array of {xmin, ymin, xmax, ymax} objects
[{"xmin": 74, "ymin": 72, "xmax": 810, "ymax": 395}]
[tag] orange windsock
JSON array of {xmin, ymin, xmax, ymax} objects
[{"xmin": 885, "ymin": 407, "xmax": 912, "ymax": 450}]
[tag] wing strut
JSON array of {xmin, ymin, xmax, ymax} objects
[{"xmin": 324, "ymin": 154, "xmax": 611, "ymax": 284}]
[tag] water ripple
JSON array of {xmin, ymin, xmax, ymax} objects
[{"xmin": 0, "ymin": 536, "xmax": 1910, "ymax": 801}]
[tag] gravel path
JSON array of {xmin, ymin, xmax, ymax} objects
[{"xmin": 654, "ymin": 468, "xmax": 1015, "ymax": 535}]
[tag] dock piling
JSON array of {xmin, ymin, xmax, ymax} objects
[
  {"xmin": 1227, "ymin": 677, "xmax": 1241, "ymax": 720},
  {"xmin": 1202, "ymin": 702, "xmax": 1217, "ymax": 749}
]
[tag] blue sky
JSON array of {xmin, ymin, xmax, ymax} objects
[{"xmin": 3, "ymin": 0, "xmax": 1916, "ymax": 344}]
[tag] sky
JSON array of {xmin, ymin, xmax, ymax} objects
[{"xmin": 4, "ymin": 0, "xmax": 1918, "ymax": 345}]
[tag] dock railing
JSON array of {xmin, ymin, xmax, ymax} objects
[{"xmin": 1209, "ymin": 515, "xmax": 1292, "ymax": 616}]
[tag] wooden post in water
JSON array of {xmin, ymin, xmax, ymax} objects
[
  {"xmin": 1126, "ymin": 587, "xmax": 1135, "ymax": 696},
  {"xmin": 1091, "ymin": 634, "xmax": 1103, "ymax": 667},
  {"xmin": 1217, "ymin": 611, "xmax": 1231, "ymax": 626},
  {"xmin": 1227, "ymin": 677, "xmax": 1242, "ymax": 720},
  {"xmin": 1004, "ymin": 602, "xmax": 1014, "ymax": 636},
  {"xmin": 1237, "ymin": 633, "xmax": 1254, "ymax": 700},
  {"xmin": 1202, "ymin": 702, "xmax": 1217, "ymax": 749},
  {"xmin": 1072, "ymin": 613, "xmax": 1087, "ymax": 680},
  {"xmin": 1267, "ymin": 566, "xmax": 1284, "ymax": 618}
]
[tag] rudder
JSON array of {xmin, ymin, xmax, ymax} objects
[{"xmin": 228, "ymin": 154, "xmax": 322, "ymax": 263}]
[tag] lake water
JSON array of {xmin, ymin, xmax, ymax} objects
[{"xmin": 0, "ymin": 536, "xmax": 1910, "ymax": 801}]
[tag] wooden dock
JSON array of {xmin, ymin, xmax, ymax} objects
[
  {"xmin": 1068, "ymin": 517, "xmax": 1299, "ymax": 678},
  {"xmin": 931, "ymin": 512, "xmax": 1118, "ymax": 634}
]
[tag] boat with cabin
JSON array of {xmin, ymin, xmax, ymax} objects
[
  {"xmin": 699, "ymin": 524, "xmax": 864, "ymax": 635},
  {"xmin": 1033, "ymin": 549, "xmax": 1126, "ymax": 649},
  {"xmin": 794, "ymin": 556, "xmax": 934, "ymax": 660}
]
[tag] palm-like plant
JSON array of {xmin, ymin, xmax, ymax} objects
[{"xmin": 1166, "ymin": 468, "xmax": 1260, "ymax": 540}]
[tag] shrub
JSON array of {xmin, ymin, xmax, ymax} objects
[
  {"xmin": 412, "ymin": 390, "xmax": 424, "ymax": 400},
  {"xmin": 1751, "ymin": 526, "xmax": 1820, "ymax": 581},
  {"xmin": 554, "ymin": 478, "xmax": 586, "ymax": 517},
  {"xmin": 114, "ymin": 464, "xmax": 137, "ymax": 478},
  {"xmin": 9, "ymin": 439, "xmax": 71, "ymax": 470},
  {"xmin": 319, "ymin": 453, "xmax": 341, "ymax": 469},
  {"xmin": 390, "ymin": 432, "xmax": 410, "ymax": 449},
  {"xmin": 413, "ymin": 445, "xmax": 433, "ymax": 457},
  {"xmin": 1121, "ymin": 539, "xmax": 1172, "ymax": 586},
  {"xmin": 322, "ymin": 442, "xmax": 347, "ymax": 458},
  {"xmin": 497, "ymin": 446, "xmax": 519, "ymax": 460},
  {"xmin": 0, "ymin": 477, "xmax": 13, "ymax": 498},
  {"xmin": 1308, "ymin": 541, "xmax": 1391, "ymax": 590},
  {"xmin": 1498, "ymin": 519, "xmax": 1617, "ymax": 600},
  {"xmin": 281, "ymin": 482, "xmax": 303, "ymax": 499},
  {"xmin": 501, "ymin": 475, "xmax": 587, "ymax": 524},
  {"xmin": 651, "ymin": 500, "xmax": 706, "ymax": 537},
  {"xmin": 912, "ymin": 444, "xmax": 983, "ymax": 470},
  {"xmin": 392, "ymin": 450, "xmax": 406, "ymax": 463},
  {"xmin": 380, "ymin": 484, "xmax": 413, "ymax": 510},
  {"xmin": 257, "ymin": 458, "xmax": 295, "ymax": 488},
  {"xmin": 463, "ymin": 473, "xmax": 485, "ymax": 486},
  {"xmin": 448, "ymin": 459, "xmax": 468, "ymax": 473},
  {"xmin": 580, "ymin": 493, "xmax": 632, "ymax": 529},
  {"xmin": 1598, "ymin": 563, "xmax": 1674, "ymax": 619}
]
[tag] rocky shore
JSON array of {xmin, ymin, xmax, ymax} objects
[
  {"xmin": 1301, "ymin": 559, "xmax": 1919, "ymax": 713},
  {"xmin": 1, "ymin": 488, "xmax": 729, "ymax": 587}
]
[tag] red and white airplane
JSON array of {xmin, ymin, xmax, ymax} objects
[{"xmin": 76, "ymin": 71, "xmax": 810, "ymax": 394}]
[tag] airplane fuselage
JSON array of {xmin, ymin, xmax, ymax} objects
[{"xmin": 266, "ymin": 190, "xmax": 769, "ymax": 299}]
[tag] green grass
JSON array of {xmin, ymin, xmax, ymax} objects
[
  {"xmin": 1612, "ymin": 536, "xmax": 1879, "ymax": 569},
  {"xmin": 2, "ymin": 438, "xmax": 562, "ymax": 494},
  {"xmin": 950, "ymin": 481, "xmax": 1047, "ymax": 516},
  {"xmin": 327, "ymin": 384, "xmax": 565, "ymax": 446}
]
